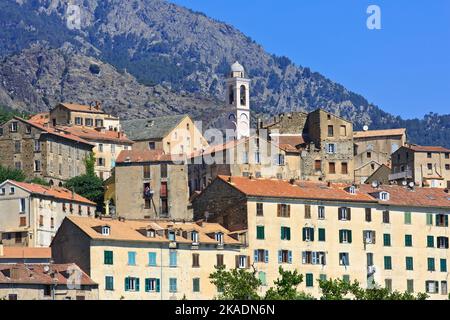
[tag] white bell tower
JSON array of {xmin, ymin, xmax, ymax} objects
[{"xmin": 226, "ymin": 61, "xmax": 251, "ymax": 140}]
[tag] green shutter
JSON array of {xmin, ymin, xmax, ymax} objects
[
  {"xmin": 145, "ymin": 278, "xmax": 150, "ymax": 292},
  {"xmin": 287, "ymin": 227, "xmax": 291, "ymax": 241},
  {"xmin": 383, "ymin": 234, "xmax": 391, "ymax": 246},
  {"xmin": 384, "ymin": 256, "xmax": 392, "ymax": 270},
  {"xmin": 406, "ymin": 257, "xmax": 413, "ymax": 271},
  {"xmin": 156, "ymin": 279, "xmax": 160, "ymax": 292},
  {"xmin": 445, "ymin": 215, "xmax": 449, "ymax": 227},
  {"xmin": 405, "ymin": 235, "xmax": 412, "ymax": 247},
  {"xmin": 427, "ymin": 236, "xmax": 434, "ymax": 248},
  {"xmin": 135, "ymin": 278, "xmax": 140, "ymax": 291},
  {"xmin": 348, "ymin": 230, "xmax": 352, "ymax": 244},
  {"xmin": 343, "ymin": 275, "xmax": 350, "ymax": 283},
  {"xmin": 302, "ymin": 228, "xmax": 307, "ymax": 241},
  {"xmin": 281, "ymin": 227, "xmax": 284, "ymax": 240},
  {"xmin": 404, "ymin": 212, "xmax": 411, "ymax": 224},
  {"xmin": 318, "ymin": 228, "xmax": 326, "ymax": 241},
  {"xmin": 309, "ymin": 228, "xmax": 314, "ymax": 241},
  {"xmin": 440, "ymin": 259, "xmax": 447, "ymax": 272},
  {"xmin": 306, "ymin": 273, "xmax": 313, "ymax": 287},
  {"xmin": 339, "ymin": 230, "xmax": 343, "ymax": 243},
  {"xmin": 256, "ymin": 226, "xmax": 265, "ymax": 240},
  {"xmin": 125, "ymin": 277, "xmax": 129, "ymax": 291},
  {"xmin": 426, "ymin": 213, "xmax": 433, "ymax": 225},
  {"xmin": 428, "ymin": 258, "xmax": 435, "ymax": 271}
]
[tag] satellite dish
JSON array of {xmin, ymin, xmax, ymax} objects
[
  {"xmin": 402, "ymin": 181, "xmax": 408, "ymax": 186},
  {"xmin": 371, "ymin": 181, "xmax": 378, "ymax": 188},
  {"xmin": 409, "ymin": 182, "xmax": 415, "ymax": 188},
  {"xmin": 363, "ymin": 125, "xmax": 369, "ymax": 131},
  {"xmin": 43, "ymin": 265, "xmax": 50, "ymax": 273}
]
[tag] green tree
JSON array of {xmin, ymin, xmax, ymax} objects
[
  {"xmin": 64, "ymin": 152, "xmax": 104, "ymax": 212},
  {"xmin": 318, "ymin": 278, "xmax": 360, "ymax": 300},
  {"xmin": 265, "ymin": 267, "xmax": 314, "ymax": 300},
  {"xmin": 209, "ymin": 265, "xmax": 261, "ymax": 300},
  {"xmin": 26, "ymin": 177, "xmax": 50, "ymax": 186},
  {"xmin": 0, "ymin": 165, "xmax": 26, "ymax": 183}
]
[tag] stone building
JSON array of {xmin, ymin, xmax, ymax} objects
[
  {"xmin": 353, "ymin": 128, "xmax": 407, "ymax": 184},
  {"xmin": 263, "ymin": 109, "xmax": 354, "ymax": 183},
  {"xmin": 390, "ymin": 145, "xmax": 450, "ymax": 188},
  {"xmin": 113, "ymin": 150, "xmax": 191, "ymax": 220},
  {"xmin": 193, "ymin": 175, "xmax": 450, "ymax": 299},
  {"xmin": 187, "ymin": 135, "xmax": 301, "ymax": 195},
  {"xmin": 0, "ymin": 263, "xmax": 98, "ymax": 300},
  {"xmin": 0, "ymin": 117, "xmax": 94, "ymax": 186},
  {"xmin": 122, "ymin": 115, "xmax": 208, "ymax": 155},
  {"xmin": 51, "ymin": 216, "xmax": 242, "ymax": 300},
  {"xmin": 0, "ymin": 180, "xmax": 96, "ymax": 247}
]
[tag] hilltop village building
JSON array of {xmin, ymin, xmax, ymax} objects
[
  {"xmin": 0, "ymin": 180, "xmax": 96, "ymax": 247},
  {"xmin": 193, "ymin": 175, "xmax": 450, "ymax": 299},
  {"xmin": 113, "ymin": 150, "xmax": 191, "ymax": 220},
  {"xmin": 0, "ymin": 117, "xmax": 94, "ymax": 186},
  {"xmin": 353, "ymin": 128, "xmax": 407, "ymax": 184},
  {"xmin": 29, "ymin": 103, "xmax": 133, "ymax": 181},
  {"xmin": 51, "ymin": 216, "xmax": 242, "ymax": 300},
  {"xmin": 390, "ymin": 145, "xmax": 450, "ymax": 188}
]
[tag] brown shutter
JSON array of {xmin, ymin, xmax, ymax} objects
[
  {"xmin": 287, "ymin": 205, "xmax": 291, "ymax": 217},
  {"xmin": 235, "ymin": 255, "xmax": 239, "ymax": 268},
  {"xmin": 348, "ymin": 208, "xmax": 352, "ymax": 220},
  {"xmin": 277, "ymin": 204, "xmax": 281, "ymax": 217},
  {"xmin": 246, "ymin": 256, "xmax": 251, "ymax": 269}
]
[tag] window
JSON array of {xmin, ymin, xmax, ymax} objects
[
  {"xmin": 169, "ymin": 278, "xmax": 177, "ymax": 293},
  {"xmin": 278, "ymin": 250, "xmax": 292, "ymax": 264},
  {"xmin": 428, "ymin": 258, "xmax": 435, "ymax": 271},
  {"xmin": 406, "ymin": 257, "xmax": 414, "ymax": 271},
  {"xmin": 383, "ymin": 234, "xmax": 391, "ymax": 247},
  {"xmin": 384, "ymin": 256, "xmax": 392, "ymax": 270},
  {"xmin": 85, "ymin": 118, "xmax": 93, "ymax": 127},
  {"xmin": 339, "ymin": 230, "xmax": 352, "ymax": 244},
  {"xmin": 160, "ymin": 164, "xmax": 168, "ymax": 179},
  {"xmin": 441, "ymin": 281, "xmax": 448, "ymax": 295},
  {"xmin": 302, "ymin": 227, "xmax": 314, "ymax": 242},
  {"xmin": 19, "ymin": 198, "xmax": 26, "ymax": 213},
  {"xmin": 405, "ymin": 234, "xmax": 413, "ymax": 247},
  {"xmin": 191, "ymin": 231, "xmax": 199, "ymax": 244},
  {"xmin": 215, "ymin": 232, "xmax": 224, "ymax": 245},
  {"xmin": 342, "ymin": 275, "xmax": 350, "ymax": 283},
  {"xmin": 275, "ymin": 154, "xmax": 285, "ymax": 166},
  {"xmin": 242, "ymin": 151, "xmax": 249, "ymax": 164},
  {"xmin": 98, "ymin": 144, "xmax": 104, "ymax": 152},
  {"xmin": 427, "ymin": 152, "xmax": 432, "ymax": 159},
  {"xmin": 97, "ymin": 158, "xmax": 105, "ymax": 166},
  {"xmin": 339, "ymin": 253, "xmax": 349, "ymax": 266},
  {"xmin": 10, "ymin": 187, "xmax": 15, "ymax": 195},
  {"xmin": 440, "ymin": 259, "xmax": 447, "ymax": 272},
  {"xmin": 258, "ymin": 272, "xmax": 267, "ymax": 286},
  {"xmin": 314, "ymin": 160, "xmax": 322, "ymax": 172},
  {"xmin": 34, "ymin": 160, "xmax": 41, "ymax": 172},
  {"xmin": 39, "ymin": 215, "xmax": 44, "ymax": 227},
  {"xmin": 435, "ymin": 214, "xmax": 448, "ymax": 227},
  {"xmin": 304, "ymin": 205, "xmax": 311, "ymax": 219},
  {"xmin": 340, "ymin": 125, "xmax": 347, "ymax": 137},
  {"xmin": 437, "ymin": 237, "xmax": 449, "ymax": 249},
  {"xmin": 302, "ymin": 251, "xmax": 326, "ymax": 265},
  {"xmin": 406, "ymin": 280, "xmax": 414, "ymax": 293},
  {"xmin": 341, "ymin": 162, "xmax": 348, "ymax": 174},
  {"xmin": 104, "ymin": 251, "xmax": 113, "ymax": 265},
  {"xmin": 318, "ymin": 206, "xmax": 325, "ymax": 219},
  {"xmin": 34, "ymin": 140, "xmax": 40, "ymax": 152},
  {"xmin": 75, "ymin": 117, "xmax": 83, "ymax": 125},
  {"xmin": 426, "ymin": 213, "xmax": 433, "ymax": 226},
  {"xmin": 237, "ymin": 255, "xmax": 249, "ymax": 269},
  {"xmin": 281, "ymin": 226, "xmax": 291, "ymax": 240},
  {"xmin": 19, "ymin": 217, "xmax": 26, "ymax": 227},
  {"xmin": 254, "ymin": 151, "xmax": 261, "ymax": 164},
  {"xmin": 105, "ymin": 276, "xmax": 114, "ymax": 291},
  {"xmin": 95, "ymin": 119, "xmax": 103, "ymax": 128},
  {"xmin": 50, "ymin": 217, "xmax": 54, "ymax": 229},
  {"xmin": 426, "ymin": 281, "xmax": 439, "ymax": 294},
  {"xmin": 10, "ymin": 122, "xmax": 18, "ymax": 132},
  {"xmin": 216, "ymin": 254, "xmax": 224, "ymax": 267},
  {"xmin": 277, "ymin": 204, "xmax": 290, "ymax": 217},
  {"xmin": 382, "ymin": 210, "xmax": 390, "ymax": 223},
  {"xmin": 404, "ymin": 212, "xmax": 411, "ymax": 224},
  {"xmin": 14, "ymin": 141, "xmax": 21, "ymax": 153},
  {"xmin": 101, "ymin": 226, "xmax": 110, "ymax": 236},
  {"xmin": 0, "ymin": 127, "xmax": 3, "ymax": 136},
  {"xmin": 329, "ymin": 162, "xmax": 336, "ymax": 174},
  {"xmin": 318, "ymin": 228, "xmax": 326, "ymax": 242},
  {"xmin": 385, "ymin": 279, "xmax": 393, "ymax": 292},
  {"xmin": 327, "ymin": 143, "xmax": 336, "ymax": 154},
  {"xmin": 192, "ymin": 253, "xmax": 200, "ymax": 267},
  {"xmin": 305, "ymin": 273, "xmax": 314, "ymax": 287},
  {"xmin": 365, "ymin": 208, "xmax": 372, "ymax": 222},
  {"xmin": 327, "ymin": 125, "xmax": 334, "ymax": 137},
  {"xmin": 144, "ymin": 278, "xmax": 160, "ymax": 292},
  {"xmin": 148, "ymin": 252, "xmax": 157, "ymax": 267},
  {"xmin": 338, "ymin": 207, "xmax": 351, "ymax": 221},
  {"xmin": 367, "ymin": 151, "xmax": 372, "ymax": 158},
  {"xmin": 363, "ymin": 230, "xmax": 376, "ymax": 244},
  {"xmin": 256, "ymin": 203, "xmax": 263, "ymax": 216},
  {"xmin": 254, "ymin": 249, "xmax": 269, "ymax": 263},
  {"xmin": 256, "ymin": 226, "xmax": 265, "ymax": 240},
  {"xmin": 128, "ymin": 252, "xmax": 137, "ymax": 266},
  {"xmin": 427, "ymin": 236, "xmax": 434, "ymax": 248},
  {"xmin": 193, "ymin": 278, "xmax": 200, "ymax": 293},
  {"xmin": 14, "ymin": 162, "xmax": 21, "ymax": 170}
]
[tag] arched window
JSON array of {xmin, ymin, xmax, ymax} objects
[
  {"xmin": 240, "ymin": 85, "xmax": 246, "ymax": 106},
  {"xmin": 229, "ymin": 85, "xmax": 234, "ymax": 104}
]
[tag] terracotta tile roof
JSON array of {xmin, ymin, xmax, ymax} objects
[
  {"xmin": 116, "ymin": 149, "xmax": 173, "ymax": 164},
  {"xmin": 0, "ymin": 263, "xmax": 97, "ymax": 286},
  {"xmin": 28, "ymin": 112, "xmax": 50, "ymax": 125},
  {"xmin": 58, "ymin": 103, "xmax": 105, "ymax": 114},
  {"xmin": 404, "ymin": 144, "xmax": 450, "ymax": 153},
  {"xmin": 217, "ymin": 176, "xmax": 377, "ymax": 203},
  {"xmin": 56, "ymin": 126, "xmax": 133, "ymax": 144},
  {"xmin": 276, "ymin": 135, "xmax": 305, "ymax": 149},
  {"xmin": 354, "ymin": 128, "xmax": 406, "ymax": 139},
  {"xmin": 216, "ymin": 176, "xmax": 450, "ymax": 209},
  {"xmin": 3, "ymin": 180, "xmax": 96, "ymax": 205},
  {"xmin": 0, "ymin": 247, "xmax": 51, "ymax": 259},
  {"xmin": 66, "ymin": 216, "xmax": 241, "ymax": 245},
  {"xmin": 16, "ymin": 117, "xmax": 94, "ymax": 146}
]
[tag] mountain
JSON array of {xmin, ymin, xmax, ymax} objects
[{"xmin": 0, "ymin": 0, "xmax": 449, "ymax": 147}]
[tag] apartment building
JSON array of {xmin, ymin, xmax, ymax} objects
[
  {"xmin": 51, "ymin": 216, "xmax": 242, "ymax": 300},
  {"xmin": 122, "ymin": 115, "xmax": 208, "ymax": 155},
  {"xmin": 391, "ymin": 145, "xmax": 450, "ymax": 188},
  {"xmin": 353, "ymin": 128, "xmax": 406, "ymax": 184},
  {"xmin": 114, "ymin": 150, "xmax": 190, "ymax": 220},
  {"xmin": 193, "ymin": 175, "xmax": 450, "ymax": 299},
  {"xmin": 263, "ymin": 109, "xmax": 354, "ymax": 183},
  {"xmin": 0, "ymin": 263, "xmax": 98, "ymax": 300},
  {"xmin": 0, "ymin": 180, "xmax": 96, "ymax": 247},
  {"xmin": 188, "ymin": 135, "xmax": 301, "ymax": 195},
  {"xmin": 0, "ymin": 117, "xmax": 94, "ymax": 186}
]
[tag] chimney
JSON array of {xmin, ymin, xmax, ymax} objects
[
  {"xmin": 95, "ymin": 101, "xmax": 101, "ymax": 110},
  {"xmin": 196, "ymin": 220, "xmax": 203, "ymax": 227},
  {"xmin": 289, "ymin": 178, "xmax": 295, "ymax": 185}
]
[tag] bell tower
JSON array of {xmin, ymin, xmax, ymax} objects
[{"xmin": 226, "ymin": 61, "xmax": 251, "ymax": 140}]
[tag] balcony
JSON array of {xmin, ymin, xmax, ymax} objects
[{"xmin": 389, "ymin": 170, "xmax": 412, "ymax": 181}]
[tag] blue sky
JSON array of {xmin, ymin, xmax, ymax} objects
[{"xmin": 171, "ymin": 0, "xmax": 450, "ymax": 119}]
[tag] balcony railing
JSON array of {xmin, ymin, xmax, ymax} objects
[{"xmin": 389, "ymin": 170, "xmax": 412, "ymax": 181}]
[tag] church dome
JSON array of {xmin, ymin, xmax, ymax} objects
[{"xmin": 230, "ymin": 61, "xmax": 245, "ymax": 73}]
